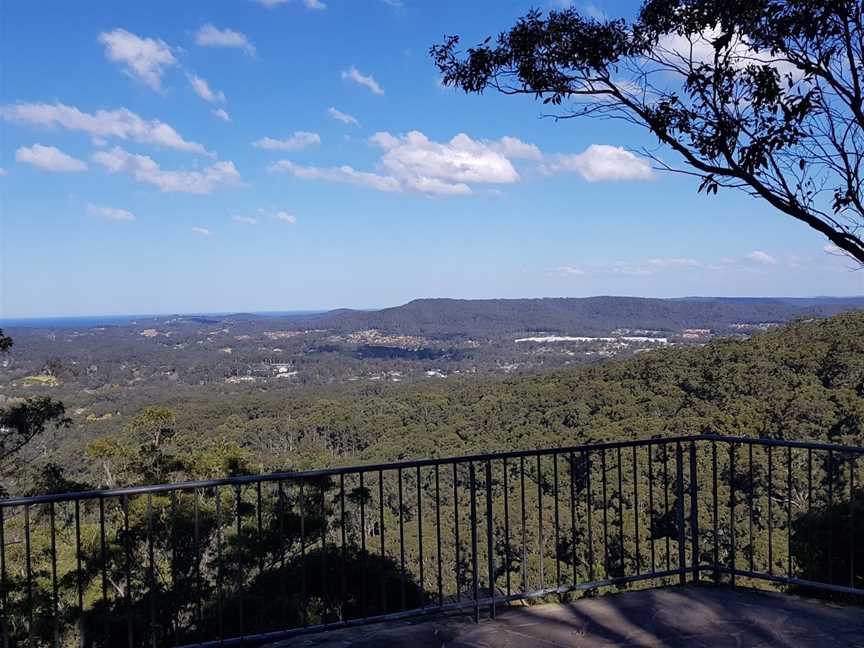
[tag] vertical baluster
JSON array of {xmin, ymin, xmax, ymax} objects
[
  {"xmin": 435, "ymin": 465, "xmax": 443, "ymax": 608},
  {"xmin": 340, "ymin": 474, "xmax": 347, "ymax": 613},
  {"xmin": 485, "ymin": 460, "xmax": 495, "ymax": 618},
  {"xmin": 827, "ymin": 450, "xmax": 834, "ymax": 584},
  {"xmin": 601, "ymin": 448, "xmax": 609, "ymax": 578},
  {"xmin": 749, "ymin": 444, "xmax": 754, "ymax": 573},
  {"xmin": 689, "ymin": 441, "xmax": 700, "ymax": 583},
  {"xmin": 359, "ymin": 472, "xmax": 367, "ymax": 620},
  {"xmin": 768, "ymin": 446, "xmax": 774, "ymax": 575},
  {"xmin": 569, "ymin": 452, "xmax": 577, "ymax": 586},
  {"xmin": 453, "ymin": 463, "xmax": 461, "ymax": 602},
  {"xmin": 675, "ymin": 443, "xmax": 686, "ymax": 585},
  {"xmin": 807, "ymin": 449, "xmax": 813, "ymax": 581},
  {"xmin": 236, "ymin": 486, "xmax": 245, "ymax": 638},
  {"xmin": 147, "ymin": 494, "xmax": 156, "ymax": 647},
  {"xmin": 99, "ymin": 498, "xmax": 108, "ymax": 644},
  {"xmin": 712, "ymin": 441, "xmax": 718, "ymax": 578},
  {"xmin": 729, "ymin": 442, "xmax": 736, "ymax": 588},
  {"xmin": 633, "ymin": 445, "xmax": 640, "ymax": 576},
  {"xmin": 299, "ymin": 480, "xmax": 307, "ymax": 627},
  {"xmin": 520, "ymin": 457, "xmax": 527, "ymax": 593},
  {"xmin": 662, "ymin": 444, "xmax": 670, "ymax": 572},
  {"xmin": 616, "ymin": 447, "xmax": 624, "ymax": 576},
  {"xmin": 503, "ymin": 458, "xmax": 512, "ymax": 598},
  {"xmin": 398, "ymin": 468, "xmax": 406, "ymax": 611},
  {"xmin": 49, "ymin": 502, "xmax": 59, "ymax": 647},
  {"xmin": 256, "ymin": 482, "xmax": 264, "ymax": 578},
  {"xmin": 585, "ymin": 449, "xmax": 594, "ymax": 583},
  {"xmin": 320, "ymin": 480, "xmax": 327, "ymax": 623},
  {"xmin": 0, "ymin": 507, "xmax": 7, "ymax": 648},
  {"xmin": 25, "ymin": 504, "xmax": 33, "ymax": 647},
  {"xmin": 850, "ymin": 453, "xmax": 856, "ymax": 590},
  {"xmin": 536, "ymin": 454, "xmax": 544, "ymax": 590},
  {"xmin": 417, "ymin": 466, "xmax": 424, "ymax": 608},
  {"xmin": 648, "ymin": 443, "xmax": 655, "ymax": 575},
  {"xmin": 469, "ymin": 463, "xmax": 479, "ymax": 623},
  {"xmin": 194, "ymin": 489, "xmax": 203, "ymax": 631},
  {"xmin": 123, "ymin": 495, "xmax": 132, "ymax": 648},
  {"xmin": 379, "ymin": 470, "xmax": 386, "ymax": 613},
  {"xmin": 787, "ymin": 447, "xmax": 793, "ymax": 580},
  {"xmin": 74, "ymin": 500, "xmax": 84, "ymax": 648},
  {"xmin": 216, "ymin": 488, "xmax": 224, "ymax": 641},
  {"xmin": 169, "ymin": 492, "xmax": 178, "ymax": 647},
  {"xmin": 553, "ymin": 453, "xmax": 561, "ymax": 588}
]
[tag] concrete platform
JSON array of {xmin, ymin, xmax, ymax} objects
[{"xmin": 269, "ymin": 585, "xmax": 864, "ymax": 647}]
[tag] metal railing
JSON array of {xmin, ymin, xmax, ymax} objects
[{"xmin": 0, "ymin": 434, "xmax": 862, "ymax": 647}]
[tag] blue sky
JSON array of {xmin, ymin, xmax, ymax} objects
[{"xmin": 1, "ymin": 0, "xmax": 861, "ymax": 318}]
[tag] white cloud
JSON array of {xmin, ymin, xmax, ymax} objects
[
  {"xmin": 341, "ymin": 67, "xmax": 384, "ymax": 95},
  {"xmin": 269, "ymin": 160, "xmax": 400, "ymax": 192},
  {"xmin": 328, "ymin": 107, "xmax": 359, "ymax": 126},
  {"xmin": 557, "ymin": 265, "xmax": 586, "ymax": 276},
  {"xmin": 233, "ymin": 216, "xmax": 257, "ymax": 224},
  {"xmin": 370, "ymin": 131, "xmax": 520, "ymax": 193},
  {"xmin": 93, "ymin": 146, "xmax": 241, "ymax": 194},
  {"xmin": 544, "ymin": 145, "xmax": 654, "ymax": 181},
  {"xmin": 491, "ymin": 136, "xmax": 543, "ymax": 161},
  {"xmin": 87, "ymin": 203, "xmax": 136, "ymax": 221},
  {"xmin": 746, "ymin": 250, "xmax": 777, "ymax": 265},
  {"xmin": 98, "ymin": 29, "xmax": 177, "ymax": 92},
  {"xmin": 253, "ymin": 132, "xmax": 320, "ymax": 151},
  {"xmin": 192, "ymin": 227, "xmax": 213, "ymax": 236},
  {"xmin": 16, "ymin": 144, "xmax": 87, "ymax": 172},
  {"xmin": 255, "ymin": 0, "xmax": 326, "ymax": 9},
  {"xmin": 274, "ymin": 211, "xmax": 297, "ymax": 224},
  {"xmin": 188, "ymin": 74, "xmax": 226, "ymax": 103},
  {"xmin": 212, "ymin": 108, "xmax": 231, "ymax": 122},
  {"xmin": 1, "ymin": 102, "xmax": 209, "ymax": 154},
  {"xmin": 194, "ymin": 24, "xmax": 255, "ymax": 56},
  {"xmin": 0, "ymin": 168, "xmax": 6, "ymax": 176}
]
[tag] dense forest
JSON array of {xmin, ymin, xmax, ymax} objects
[{"xmin": 1, "ymin": 311, "xmax": 863, "ymax": 646}]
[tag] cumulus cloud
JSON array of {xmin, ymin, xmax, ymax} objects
[
  {"xmin": 98, "ymin": 29, "xmax": 177, "ymax": 92},
  {"xmin": 212, "ymin": 108, "xmax": 231, "ymax": 122},
  {"xmin": 256, "ymin": 0, "xmax": 326, "ymax": 9},
  {"xmin": 328, "ymin": 107, "xmax": 359, "ymax": 126},
  {"xmin": 188, "ymin": 74, "xmax": 226, "ymax": 103},
  {"xmin": 544, "ymin": 145, "xmax": 654, "ymax": 181},
  {"xmin": 341, "ymin": 67, "xmax": 384, "ymax": 95},
  {"xmin": 192, "ymin": 227, "xmax": 213, "ymax": 236},
  {"xmin": 93, "ymin": 146, "xmax": 241, "ymax": 194},
  {"xmin": 1, "ymin": 102, "xmax": 209, "ymax": 154},
  {"xmin": 88, "ymin": 203, "xmax": 136, "ymax": 221},
  {"xmin": 370, "ymin": 131, "xmax": 521, "ymax": 194},
  {"xmin": 253, "ymin": 132, "xmax": 320, "ymax": 151},
  {"xmin": 232, "ymin": 216, "xmax": 257, "ymax": 224},
  {"xmin": 194, "ymin": 24, "xmax": 255, "ymax": 56},
  {"xmin": 491, "ymin": 136, "xmax": 543, "ymax": 161},
  {"xmin": 269, "ymin": 160, "xmax": 400, "ymax": 192},
  {"xmin": 0, "ymin": 167, "xmax": 6, "ymax": 176},
  {"xmin": 746, "ymin": 250, "xmax": 777, "ymax": 265},
  {"xmin": 274, "ymin": 211, "xmax": 297, "ymax": 224},
  {"xmin": 16, "ymin": 144, "xmax": 87, "ymax": 172}
]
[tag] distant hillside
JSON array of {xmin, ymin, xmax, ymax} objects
[{"xmin": 295, "ymin": 296, "xmax": 864, "ymax": 337}]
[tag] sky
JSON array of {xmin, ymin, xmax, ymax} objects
[{"xmin": 1, "ymin": 0, "xmax": 862, "ymax": 318}]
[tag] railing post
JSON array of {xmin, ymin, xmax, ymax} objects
[
  {"xmin": 485, "ymin": 460, "xmax": 496, "ymax": 619},
  {"xmin": 675, "ymin": 443, "xmax": 686, "ymax": 585},
  {"xmin": 689, "ymin": 441, "xmax": 700, "ymax": 584}
]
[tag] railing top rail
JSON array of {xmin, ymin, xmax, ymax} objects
[{"xmin": 3, "ymin": 433, "xmax": 863, "ymax": 507}]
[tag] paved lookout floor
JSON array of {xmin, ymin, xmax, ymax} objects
[{"xmin": 270, "ymin": 585, "xmax": 864, "ymax": 647}]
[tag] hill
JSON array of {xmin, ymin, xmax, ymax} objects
[{"xmin": 296, "ymin": 296, "xmax": 864, "ymax": 337}]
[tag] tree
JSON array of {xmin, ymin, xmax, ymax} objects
[
  {"xmin": 432, "ymin": 0, "xmax": 864, "ymax": 263},
  {"xmin": 0, "ymin": 331, "xmax": 70, "ymax": 480}
]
